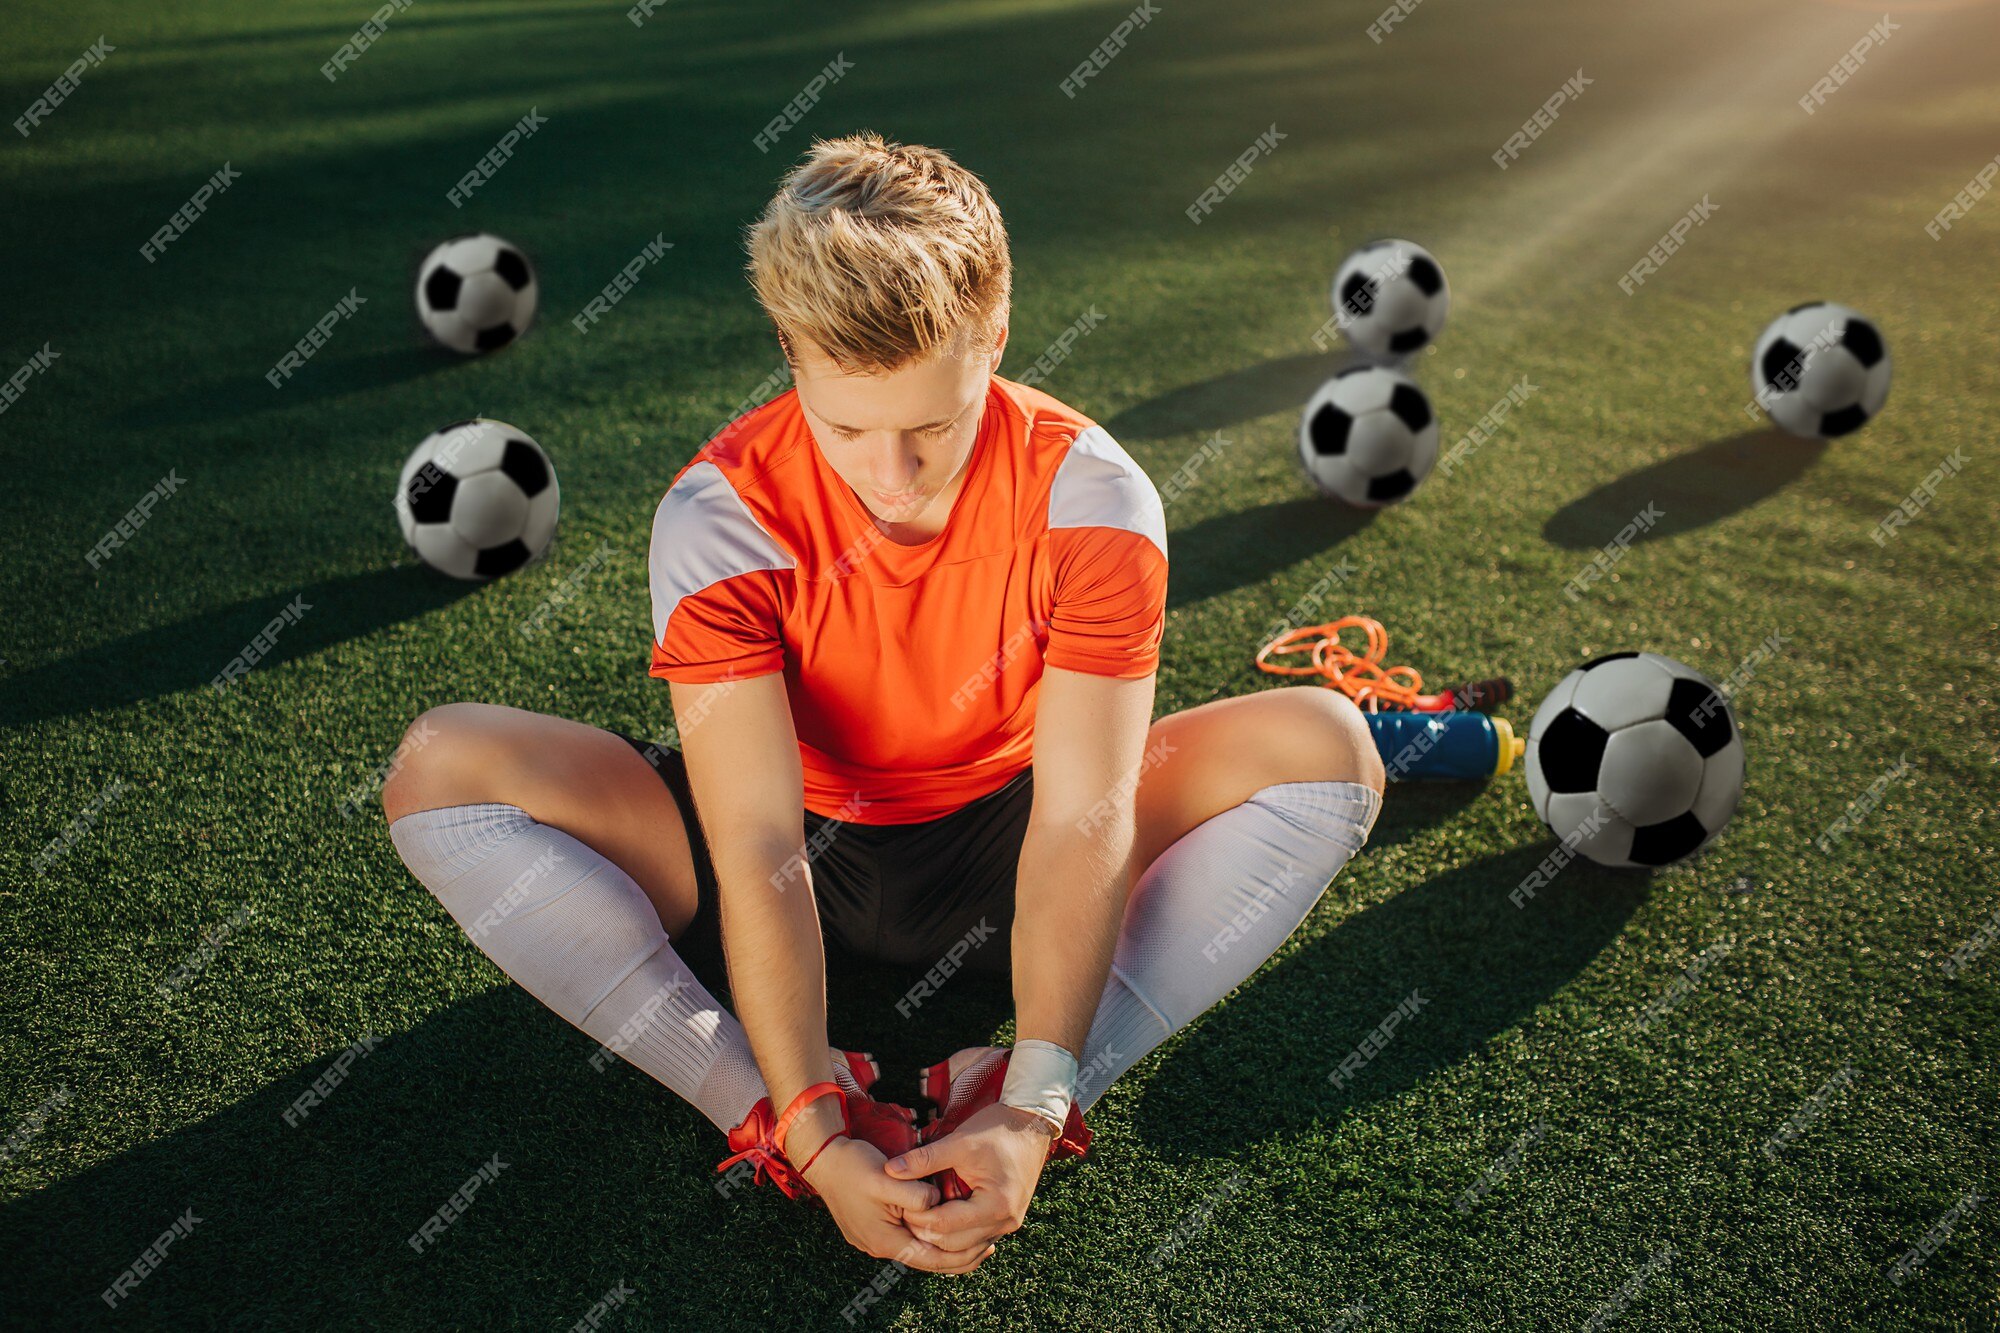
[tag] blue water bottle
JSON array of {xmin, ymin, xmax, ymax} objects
[{"xmin": 1364, "ymin": 711, "xmax": 1523, "ymax": 781}]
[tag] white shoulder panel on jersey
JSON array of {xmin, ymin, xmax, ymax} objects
[
  {"xmin": 1046, "ymin": 424, "xmax": 1168, "ymax": 559},
  {"xmin": 648, "ymin": 460, "xmax": 796, "ymax": 644}
]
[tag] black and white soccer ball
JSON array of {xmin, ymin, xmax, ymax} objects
[
  {"xmin": 1330, "ymin": 239, "xmax": 1449, "ymax": 360},
  {"xmin": 1298, "ymin": 366, "xmax": 1439, "ymax": 507},
  {"xmin": 417, "ymin": 234, "xmax": 538, "ymax": 354},
  {"xmin": 1750, "ymin": 302, "xmax": 1890, "ymax": 439},
  {"xmin": 1526, "ymin": 652, "xmax": 1746, "ymax": 869},
  {"xmin": 395, "ymin": 418, "xmax": 559, "ymax": 580}
]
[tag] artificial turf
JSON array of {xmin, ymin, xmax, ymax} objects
[{"xmin": 3, "ymin": 0, "xmax": 1997, "ymax": 1327}]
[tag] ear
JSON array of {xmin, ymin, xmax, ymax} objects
[
  {"xmin": 987, "ymin": 320, "xmax": 1009, "ymax": 371},
  {"xmin": 772, "ymin": 320, "xmax": 798, "ymax": 369}
]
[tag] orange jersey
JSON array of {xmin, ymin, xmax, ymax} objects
[{"xmin": 648, "ymin": 375, "xmax": 1169, "ymax": 824}]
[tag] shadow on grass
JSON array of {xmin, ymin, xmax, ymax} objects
[
  {"xmin": 1130, "ymin": 843, "xmax": 1645, "ymax": 1160},
  {"xmin": 1104, "ymin": 350, "xmax": 1373, "ymax": 443},
  {"xmin": 0, "ymin": 969, "xmax": 1015, "ymax": 1326},
  {"xmin": 1361, "ymin": 779, "xmax": 1487, "ymax": 851},
  {"xmin": 121, "ymin": 2, "xmax": 640, "ymax": 57},
  {"xmin": 118, "ymin": 345, "xmax": 467, "ymax": 431},
  {"xmin": 1542, "ymin": 429, "xmax": 1827, "ymax": 550},
  {"xmin": 1168, "ymin": 496, "xmax": 1377, "ymax": 611},
  {"xmin": 0, "ymin": 566, "xmax": 473, "ymax": 729}
]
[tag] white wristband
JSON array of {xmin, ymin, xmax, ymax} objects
[{"xmin": 1001, "ymin": 1039, "xmax": 1077, "ymax": 1132}]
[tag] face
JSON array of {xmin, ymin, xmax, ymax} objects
[{"xmin": 789, "ymin": 325, "xmax": 1007, "ymax": 525}]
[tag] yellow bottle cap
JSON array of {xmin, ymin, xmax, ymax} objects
[{"xmin": 1490, "ymin": 715, "xmax": 1524, "ymax": 776}]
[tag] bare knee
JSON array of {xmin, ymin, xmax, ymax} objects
[
  {"xmin": 1262, "ymin": 687, "xmax": 1385, "ymax": 794},
  {"xmin": 1133, "ymin": 687, "xmax": 1385, "ymax": 870},
  {"xmin": 381, "ymin": 701, "xmax": 512, "ymax": 823}
]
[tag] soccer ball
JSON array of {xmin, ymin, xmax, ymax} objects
[
  {"xmin": 1298, "ymin": 366, "xmax": 1439, "ymax": 507},
  {"xmin": 417, "ymin": 234, "xmax": 538, "ymax": 353},
  {"xmin": 395, "ymin": 419, "xmax": 559, "ymax": 580},
  {"xmin": 1330, "ymin": 239, "xmax": 1449, "ymax": 360},
  {"xmin": 1525, "ymin": 652, "xmax": 1746, "ymax": 869},
  {"xmin": 1750, "ymin": 302, "xmax": 1890, "ymax": 438}
]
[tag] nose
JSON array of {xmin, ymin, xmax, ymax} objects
[{"xmin": 870, "ymin": 440, "xmax": 922, "ymax": 493}]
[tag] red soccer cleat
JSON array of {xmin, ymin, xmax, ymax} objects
[
  {"xmin": 832, "ymin": 1049, "xmax": 922, "ymax": 1163},
  {"xmin": 715, "ymin": 1050, "xmax": 920, "ymax": 1201},
  {"xmin": 718, "ymin": 1093, "xmax": 815, "ymax": 1199},
  {"xmin": 915, "ymin": 1046, "xmax": 1092, "ymax": 1202}
]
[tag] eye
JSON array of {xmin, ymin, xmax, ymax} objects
[{"xmin": 922, "ymin": 421, "xmax": 955, "ymax": 436}]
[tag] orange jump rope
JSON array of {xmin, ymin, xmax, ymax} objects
[{"xmin": 1254, "ymin": 614, "xmax": 1512, "ymax": 714}]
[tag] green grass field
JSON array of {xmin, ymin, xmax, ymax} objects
[{"xmin": 4, "ymin": 0, "xmax": 1997, "ymax": 1326}]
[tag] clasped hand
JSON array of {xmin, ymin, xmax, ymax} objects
[{"xmin": 802, "ymin": 1103, "xmax": 1053, "ymax": 1274}]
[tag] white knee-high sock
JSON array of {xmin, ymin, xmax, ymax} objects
[
  {"xmin": 1075, "ymin": 780, "xmax": 1382, "ymax": 1109},
  {"xmin": 388, "ymin": 802, "xmax": 773, "ymax": 1132}
]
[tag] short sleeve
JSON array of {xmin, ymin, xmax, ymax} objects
[
  {"xmin": 648, "ymin": 460, "xmax": 793, "ymax": 684},
  {"xmin": 650, "ymin": 572, "xmax": 787, "ymax": 683},
  {"xmin": 1042, "ymin": 425, "xmax": 1169, "ymax": 680}
]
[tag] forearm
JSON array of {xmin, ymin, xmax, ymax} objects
[
  {"xmin": 709, "ymin": 827, "xmax": 842, "ymax": 1152},
  {"xmin": 1011, "ymin": 810, "xmax": 1136, "ymax": 1056}
]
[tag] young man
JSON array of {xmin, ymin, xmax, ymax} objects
[{"xmin": 382, "ymin": 131, "xmax": 1384, "ymax": 1274}]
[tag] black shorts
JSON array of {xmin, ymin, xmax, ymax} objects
[{"xmin": 613, "ymin": 733, "xmax": 1031, "ymax": 987}]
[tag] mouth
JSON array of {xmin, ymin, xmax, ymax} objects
[{"xmin": 872, "ymin": 489, "xmax": 922, "ymax": 505}]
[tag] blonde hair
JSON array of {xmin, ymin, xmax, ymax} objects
[{"xmin": 744, "ymin": 131, "xmax": 1011, "ymax": 373}]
